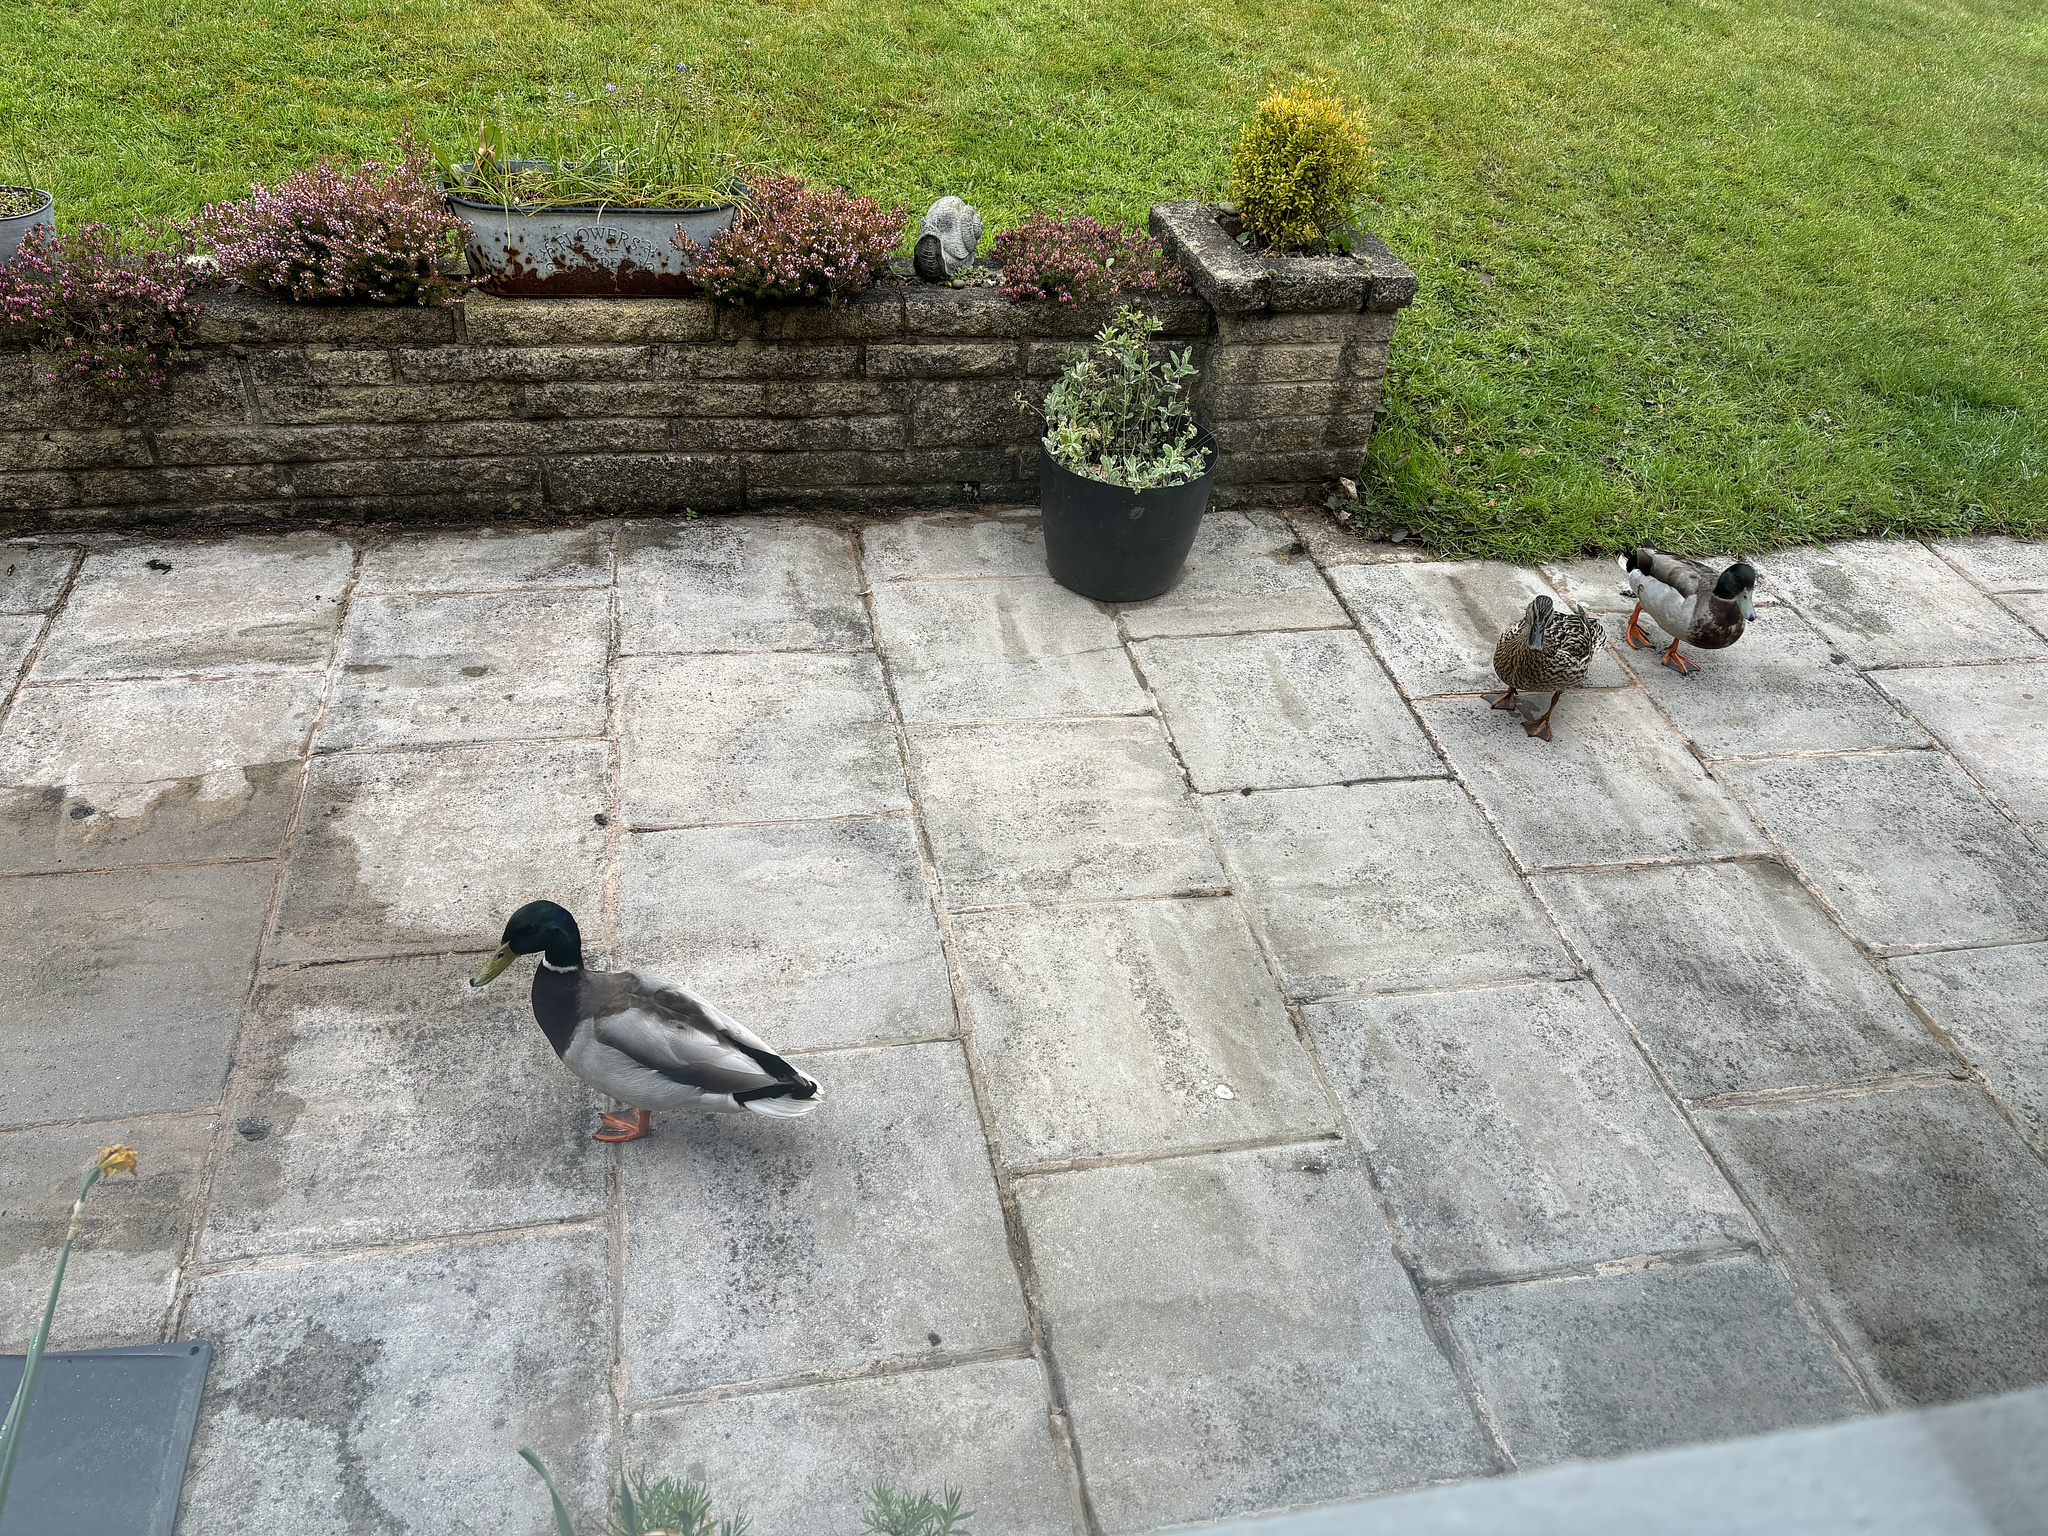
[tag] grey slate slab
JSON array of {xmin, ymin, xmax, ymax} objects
[
  {"xmin": 621, "ymin": 1040, "xmax": 1027, "ymax": 1397},
  {"xmin": 34, "ymin": 534, "xmax": 352, "ymax": 680},
  {"xmin": 1304, "ymin": 981, "xmax": 1749, "ymax": 1284},
  {"xmin": 1448, "ymin": 1256, "xmax": 1866, "ymax": 1467},
  {"xmin": 951, "ymin": 896, "xmax": 1331, "ymax": 1166},
  {"xmin": 908, "ymin": 717, "xmax": 1224, "ymax": 909},
  {"xmin": 0, "ymin": 542, "xmax": 78, "ymax": 612},
  {"xmin": 619, "ymin": 517, "xmax": 869, "ymax": 653},
  {"xmin": 1875, "ymin": 662, "xmax": 2048, "ymax": 831},
  {"xmin": 1134, "ymin": 629, "xmax": 1441, "ymax": 791},
  {"xmin": 1328, "ymin": 561, "xmax": 1627, "ymax": 697},
  {"xmin": 1699, "ymin": 1082, "xmax": 2048, "ymax": 1406},
  {"xmin": 0, "ymin": 615, "xmax": 37, "ymax": 691},
  {"xmin": 1624, "ymin": 610, "xmax": 1928, "ymax": 758},
  {"xmin": 870, "ymin": 576, "xmax": 1147, "ymax": 721},
  {"xmin": 270, "ymin": 739, "xmax": 608, "ymax": 963},
  {"xmin": 1538, "ymin": 861, "xmax": 1947, "ymax": 1099},
  {"xmin": 0, "ymin": 1114, "xmax": 214, "ymax": 1351},
  {"xmin": 323, "ymin": 589, "xmax": 610, "ymax": 751},
  {"xmin": 1935, "ymin": 537, "xmax": 2048, "ymax": 593},
  {"xmin": 0, "ymin": 673, "xmax": 320, "ymax": 872},
  {"xmin": 1417, "ymin": 690, "xmax": 1766, "ymax": 871},
  {"xmin": 621, "ymin": 817, "xmax": 955, "ymax": 1051},
  {"xmin": 2006, "ymin": 591, "xmax": 2048, "ymax": 638},
  {"xmin": 1890, "ymin": 943, "xmax": 2048, "ymax": 1154},
  {"xmin": 620, "ymin": 651, "xmax": 907, "ymax": 826},
  {"xmin": 200, "ymin": 956, "xmax": 607, "ymax": 1261},
  {"xmin": 630, "ymin": 1358, "xmax": 1076, "ymax": 1536},
  {"xmin": 1765, "ymin": 542, "xmax": 2048, "ymax": 667},
  {"xmin": 178, "ymin": 1228, "xmax": 613, "ymax": 1536},
  {"xmin": 355, "ymin": 524, "xmax": 612, "ymax": 594},
  {"xmin": 1721, "ymin": 751, "xmax": 2048, "ymax": 950},
  {"xmin": 0, "ymin": 862, "xmax": 271, "ymax": 1127},
  {"xmin": 1018, "ymin": 1145, "xmax": 1495, "ymax": 1532},
  {"xmin": 1208, "ymin": 780, "xmax": 1571, "ymax": 999},
  {"xmin": 860, "ymin": 515, "xmax": 1046, "ymax": 582},
  {"xmin": 1117, "ymin": 510, "xmax": 1348, "ymax": 639}
]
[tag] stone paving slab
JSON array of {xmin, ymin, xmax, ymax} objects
[
  {"xmin": 324, "ymin": 589, "xmax": 612, "ymax": 750},
  {"xmin": 1936, "ymin": 537, "xmax": 2048, "ymax": 592},
  {"xmin": 630, "ymin": 1358, "xmax": 1077, "ymax": 1536},
  {"xmin": 2006, "ymin": 591, "xmax": 2048, "ymax": 638},
  {"xmin": 1209, "ymin": 780, "xmax": 1572, "ymax": 999},
  {"xmin": 1133, "ymin": 629, "xmax": 1441, "ymax": 792},
  {"xmin": 1721, "ymin": 751, "xmax": 2048, "ymax": 950},
  {"xmin": 1118, "ymin": 510, "xmax": 1348, "ymax": 639},
  {"xmin": 270, "ymin": 739, "xmax": 609, "ymax": 963},
  {"xmin": 1537, "ymin": 861, "xmax": 1948, "ymax": 1100},
  {"xmin": 620, "ymin": 651, "xmax": 907, "ymax": 826},
  {"xmin": 1329, "ymin": 561, "xmax": 1628, "ymax": 696},
  {"xmin": 179, "ymin": 1227, "xmax": 614, "ymax": 1536},
  {"xmin": 1622, "ymin": 610, "xmax": 1929, "ymax": 758},
  {"xmin": 871, "ymin": 576, "xmax": 1147, "ymax": 720},
  {"xmin": 1889, "ymin": 943, "xmax": 2048, "ymax": 1155},
  {"xmin": 0, "ymin": 541, "xmax": 77, "ymax": 612},
  {"xmin": 201, "ymin": 957, "xmax": 607, "ymax": 1261},
  {"xmin": 1765, "ymin": 542, "xmax": 2048, "ymax": 668},
  {"xmin": 619, "ymin": 518, "xmax": 869, "ymax": 654},
  {"xmin": 622, "ymin": 1041, "xmax": 1027, "ymax": 1398},
  {"xmin": 861, "ymin": 515, "xmax": 1046, "ymax": 582},
  {"xmin": 909, "ymin": 717, "xmax": 1223, "ymax": 908},
  {"xmin": 0, "ymin": 1113, "xmax": 214, "ymax": 1352},
  {"xmin": 1448, "ymin": 1256, "xmax": 1866, "ymax": 1467},
  {"xmin": 1874, "ymin": 662, "xmax": 2048, "ymax": 831},
  {"xmin": 32, "ymin": 534, "xmax": 351, "ymax": 680},
  {"xmin": 355, "ymin": 524, "xmax": 612, "ymax": 594},
  {"xmin": 0, "ymin": 614, "xmax": 36, "ymax": 688},
  {"xmin": 950, "ymin": 896, "xmax": 1331, "ymax": 1166},
  {"xmin": 1699, "ymin": 1082, "xmax": 2048, "ymax": 1406},
  {"xmin": 1418, "ymin": 690, "xmax": 1767, "ymax": 872},
  {"xmin": 621, "ymin": 817, "xmax": 954, "ymax": 1050},
  {"xmin": 0, "ymin": 673, "xmax": 320, "ymax": 871},
  {"xmin": 1018, "ymin": 1145, "xmax": 1496, "ymax": 1532},
  {"xmin": 1, "ymin": 862, "xmax": 271, "ymax": 1127},
  {"xmin": 1304, "ymin": 981, "xmax": 1750, "ymax": 1284}
]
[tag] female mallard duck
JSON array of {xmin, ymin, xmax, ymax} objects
[
  {"xmin": 1487, "ymin": 594, "xmax": 1605, "ymax": 742},
  {"xmin": 1619, "ymin": 547, "xmax": 1757, "ymax": 675},
  {"xmin": 471, "ymin": 900, "xmax": 820, "ymax": 1143}
]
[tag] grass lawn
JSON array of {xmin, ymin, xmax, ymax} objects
[{"xmin": 2, "ymin": 0, "xmax": 2041, "ymax": 559}]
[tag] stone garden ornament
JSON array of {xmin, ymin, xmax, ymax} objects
[{"xmin": 914, "ymin": 196, "xmax": 982, "ymax": 280}]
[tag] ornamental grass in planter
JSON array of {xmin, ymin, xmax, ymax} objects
[{"xmin": 1036, "ymin": 305, "xmax": 1218, "ymax": 603}]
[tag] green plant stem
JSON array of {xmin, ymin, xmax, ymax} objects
[
  {"xmin": 521, "ymin": 1445, "xmax": 580, "ymax": 1536},
  {"xmin": 0, "ymin": 1165, "xmax": 103, "ymax": 1522}
]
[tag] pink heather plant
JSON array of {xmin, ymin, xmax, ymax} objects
[
  {"xmin": 990, "ymin": 213, "xmax": 1189, "ymax": 305},
  {"xmin": 189, "ymin": 140, "xmax": 464, "ymax": 306},
  {"xmin": 681, "ymin": 173, "xmax": 906, "ymax": 305},
  {"xmin": 0, "ymin": 225, "xmax": 202, "ymax": 400}
]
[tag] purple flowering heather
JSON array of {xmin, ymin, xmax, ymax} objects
[
  {"xmin": 682, "ymin": 173, "xmax": 906, "ymax": 305},
  {"xmin": 189, "ymin": 142, "xmax": 464, "ymax": 307},
  {"xmin": 990, "ymin": 213, "xmax": 1189, "ymax": 305},
  {"xmin": 0, "ymin": 225, "xmax": 201, "ymax": 400}
]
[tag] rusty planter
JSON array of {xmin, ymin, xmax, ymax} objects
[{"xmin": 445, "ymin": 166, "xmax": 739, "ymax": 297}]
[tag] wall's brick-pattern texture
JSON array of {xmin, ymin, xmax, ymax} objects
[{"xmin": 0, "ymin": 214, "xmax": 1413, "ymax": 529}]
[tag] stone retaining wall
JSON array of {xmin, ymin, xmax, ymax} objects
[{"xmin": 0, "ymin": 207, "xmax": 1414, "ymax": 530}]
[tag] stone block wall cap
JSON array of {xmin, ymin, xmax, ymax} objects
[{"xmin": 1150, "ymin": 201, "xmax": 1416, "ymax": 316}]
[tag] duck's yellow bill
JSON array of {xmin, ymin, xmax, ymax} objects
[{"xmin": 470, "ymin": 943, "xmax": 517, "ymax": 988}]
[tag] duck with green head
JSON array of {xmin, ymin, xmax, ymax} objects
[{"xmin": 471, "ymin": 900, "xmax": 821, "ymax": 1143}]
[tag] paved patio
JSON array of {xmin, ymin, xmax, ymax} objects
[{"xmin": 2, "ymin": 512, "xmax": 2046, "ymax": 1536}]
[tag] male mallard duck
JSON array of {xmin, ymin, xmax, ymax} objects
[
  {"xmin": 1619, "ymin": 547, "xmax": 1758, "ymax": 676},
  {"xmin": 1487, "ymin": 593, "xmax": 1605, "ymax": 742},
  {"xmin": 470, "ymin": 900, "xmax": 820, "ymax": 1143}
]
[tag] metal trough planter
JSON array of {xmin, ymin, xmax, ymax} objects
[
  {"xmin": 445, "ymin": 163, "xmax": 739, "ymax": 297},
  {"xmin": 0, "ymin": 189, "xmax": 55, "ymax": 266}
]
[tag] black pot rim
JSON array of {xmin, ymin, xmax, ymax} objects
[
  {"xmin": 1039, "ymin": 425, "xmax": 1219, "ymax": 495},
  {"xmin": 0, "ymin": 187, "xmax": 54, "ymax": 222}
]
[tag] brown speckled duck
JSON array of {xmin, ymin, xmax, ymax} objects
[
  {"xmin": 1487, "ymin": 594, "xmax": 1605, "ymax": 742},
  {"xmin": 1619, "ymin": 547, "xmax": 1757, "ymax": 675}
]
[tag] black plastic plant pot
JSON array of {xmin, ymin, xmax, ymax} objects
[{"xmin": 1038, "ymin": 429, "xmax": 1219, "ymax": 604}]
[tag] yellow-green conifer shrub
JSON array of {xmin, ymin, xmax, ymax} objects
[{"xmin": 1227, "ymin": 82, "xmax": 1372, "ymax": 251}]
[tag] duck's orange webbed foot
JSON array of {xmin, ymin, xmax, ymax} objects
[
  {"xmin": 1624, "ymin": 603, "xmax": 1654, "ymax": 650},
  {"xmin": 1484, "ymin": 688, "xmax": 1519, "ymax": 712},
  {"xmin": 1522, "ymin": 691, "xmax": 1563, "ymax": 742},
  {"xmin": 594, "ymin": 1109, "xmax": 653, "ymax": 1143},
  {"xmin": 1659, "ymin": 640, "xmax": 1701, "ymax": 677}
]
